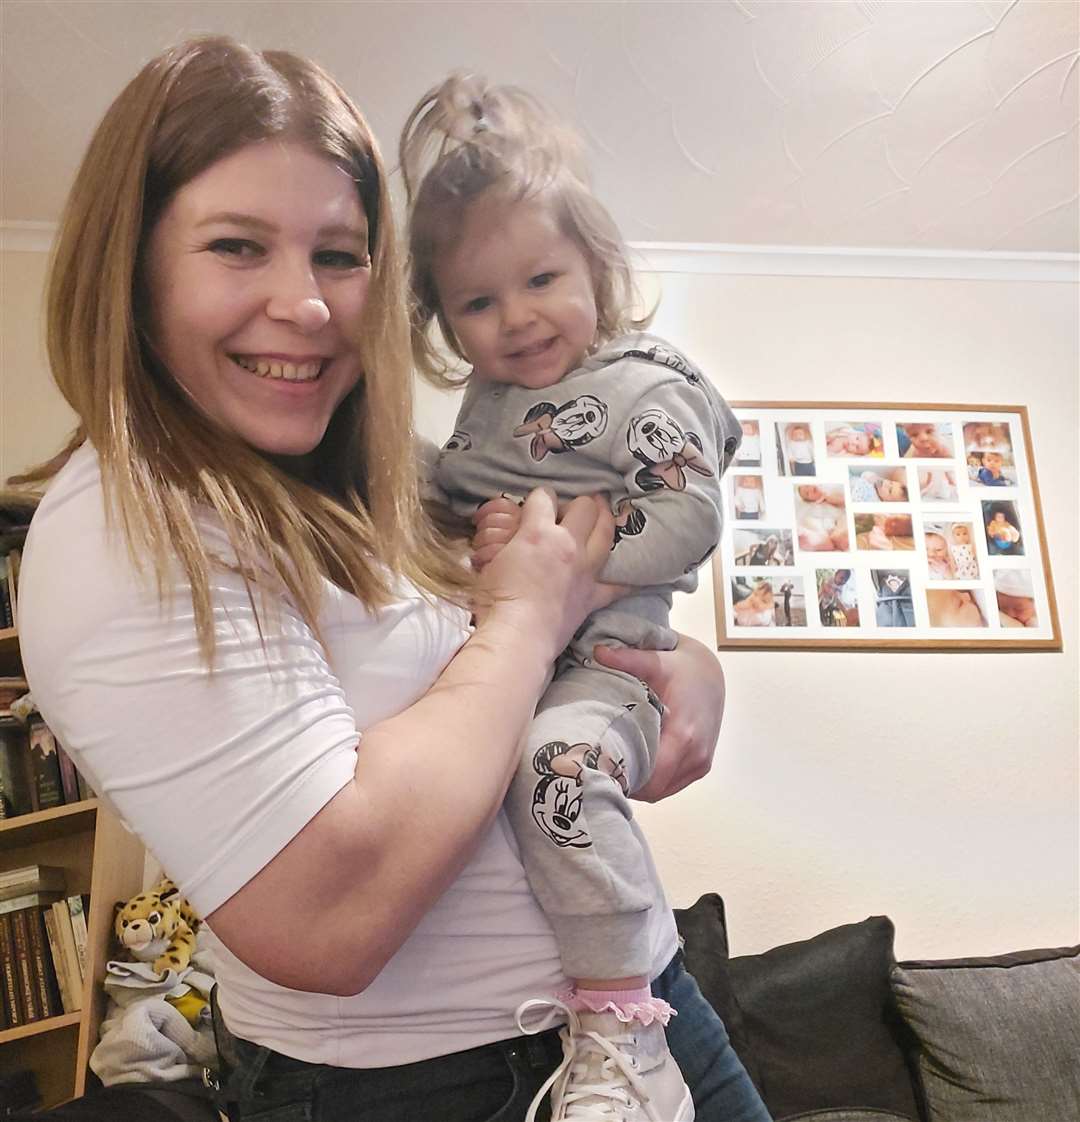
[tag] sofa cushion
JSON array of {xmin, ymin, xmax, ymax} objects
[
  {"xmin": 674, "ymin": 899, "xmax": 921, "ymax": 1122},
  {"xmin": 783, "ymin": 1113, "xmax": 918, "ymax": 1122},
  {"xmin": 891, "ymin": 944, "xmax": 1080, "ymax": 1122}
]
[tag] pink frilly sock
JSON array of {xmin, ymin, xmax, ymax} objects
[{"xmin": 565, "ymin": 986, "xmax": 676, "ymax": 1026}]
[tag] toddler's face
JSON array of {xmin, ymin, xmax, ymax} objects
[
  {"xmin": 952, "ymin": 524, "xmax": 971, "ymax": 545},
  {"xmin": 789, "ymin": 425, "xmax": 808, "ymax": 442},
  {"xmin": 433, "ymin": 193, "xmax": 598, "ymax": 390},
  {"xmin": 983, "ymin": 452, "xmax": 1002, "ymax": 470},
  {"xmin": 877, "ymin": 478, "xmax": 905, "ymax": 501},
  {"xmin": 926, "ymin": 534, "xmax": 949, "ymax": 563},
  {"xmin": 798, "ymin": 484, "xmax": 824, "ymax": 502},
  {"xmin": 848, "ymin": 431, "xmax": 872, "ymax": 454},
  {"xmin": 906, "ymin": 424, "xmax": 938, "ymax": 453},
  {"xmin": 741, "ymin": 420, "xmax": 758, "ymax": 437}
]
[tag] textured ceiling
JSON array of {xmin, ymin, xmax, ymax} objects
[{"xmin": 2, "ymin": 0, "xmax": 1078, "ymax": 251}]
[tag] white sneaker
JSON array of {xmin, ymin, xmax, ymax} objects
[{"xmin": 517, "ymin": 1000, "xmax": 694, "ymax": 1122}]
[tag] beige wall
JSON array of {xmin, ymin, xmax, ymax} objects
[
  {"xmin": 420, "ymin": 269, "xmax": 1079, "ymax": 959},
  {"xmin": 1, "ymin": 251, "xmax": 75, "ymax": 482},
  {"xmin": 5, "ymin": 247, "xmax": 1078, "ymax": 958}
]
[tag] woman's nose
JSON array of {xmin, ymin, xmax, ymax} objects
[{"xmin": 266, "ymin": 267, "xmax": 331, "ymax": 332}]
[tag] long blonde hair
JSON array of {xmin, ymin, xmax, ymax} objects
[
  {"xmin": 12, "ymin": 36, "xmax": 468, "ymax": 660},
  {"xmin": 399, "ymin": 74, "xmax": 651, "ymax": 389}
]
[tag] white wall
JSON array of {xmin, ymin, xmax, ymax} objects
[
  {"xmin": 5, "ymin": 246, "xmax": 1078, "ymax": 959},
  {"xmin": 419, "ymin": 267, "xmax": 1079, "ymax": 960}
]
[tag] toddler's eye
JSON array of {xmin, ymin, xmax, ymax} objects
[
  {"xmin": 463, "ymin": 296, "xmax": 492, "ymax": 314},
  {"xmin": 208, "ymin": 238, "xmax": 264, "ymax": 259},
  {"xmin": 529, "ymin": 272, "xmax": 556, "ymax": 288},
  {"xmin": 314, "ymin": 249, "xmax": 369, "ymax": 269}
]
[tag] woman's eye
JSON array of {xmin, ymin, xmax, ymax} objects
[
  {"xmin": 529, "ymin": 272, "xmax": 556, "ymax": 288},
  {"xmin": 314, "ymin": 249, "xmax": 368, "ymax": 269},
  {"xmin": 208, "ymin": 238, "xmax": 263, "ymax": 259},
  {"xmin": 463, "ymin": 296, "xmax": 492, "ymax": 314}
]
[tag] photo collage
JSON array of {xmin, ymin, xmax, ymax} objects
[{"xmin": 718, "ymin": 407, "xmax": 1057, "ymax": 647}]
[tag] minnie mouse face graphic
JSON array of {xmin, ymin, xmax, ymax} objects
[
  {"xmin": 530, "ymin": 740, "xmax": 628, "ymax": 848},
  {"xmin": 626, "ymin": 408, "xmax": 714, "ymax": 492},
  {"xmin": 513, "ymin": 395, "xmax": 608, "ymax": 461}
]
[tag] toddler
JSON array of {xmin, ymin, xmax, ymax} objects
[
  {"xmin": 925, "ymin": 531, "xmax": 955, "ymax": 579},
  {"xmin": 826, "ymin": 425, "xmax": 874, "ymax": 456},
  {"xmin": 987, "ymin": 511, "xmax": 1021, "ymax": 551},
  {"xmin": 796, "ymin": 484, "xmax": 848, "ymax": 551},
  {"xmin": 901, "ymin": 422, "xmax": 952, "ymax": 459},
  {"xmin": 737, "ymin": 419, "xmax": 761, "ymax": 464},
  {"xmin": 976, "ymin": 450, "xmax": 1009, "ymax": 487},
  {"xmin": 734, "ymin": 474, "xmax": 765, "ymax": 519},
  {"xmin": 785, "ymin": 423, "xmax": 815, "ymax": 475},
  {"xmin": 849, "ymin": 470, "xmax": 906, "ymax": 503},
  {"xmin": 401, "ymin": 75, "xmax": 742, "ymax": 1122},
  {"xmin": 948, "ymin": 524, "xmax": 978, "ymax": 579}
]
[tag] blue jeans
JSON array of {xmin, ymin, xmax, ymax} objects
[{"xmin": 212, "ymin": 951, "xmax": 771, "ymax": 1121}]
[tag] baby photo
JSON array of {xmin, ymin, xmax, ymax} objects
[
  {"xmin": 923, "ymin": 521, "xmax": 979, "ymax": 580},
  {"xmin": 983, "ymin": 500, "xmax": 1024, "ymax": 556},
  {"xmin": 963, "ymin": 420, "xmax": 1013, "ymax": 457},
  {"xmin": 968, "ymin": 448, "xmax": 1017, "ymax": 488},
  {"xmin": 734, "ymin": 418, "xmax": 761, "ymax": 466},
  {"xmin": 731, "ymin": 576, "xmax": 806, "ymax": 627},
  {"xmin": 897, "ymin": 421, "xmax": 955, "ymax": 459},
  {"xmin": 848, "ymin": 466, "xmax": 908, "ymax": 502},
  {"xmin": 732, "ymin": 474, "xmax": 766, "ymax": 520},
  {"xmin": 815, "ymin": 568, "xmax": 859, "ymax": 628},
  {"xmin": 872, "ymin": 569, "xmax": 915, "ymax": 627},
  {"xmin": 918, "ymin": 468, "xmax": 958, "ymax": 503},
  {"xmin": 995, "ymin": 569, "xmax": 1039, "ymax": 628},
  {"xmin": 926, "ymin": 588, "xmax": 988, "ymax": 628},
  {"xmin": 794, "ymin": 484, "xmax": 849, "ymax": 551},
  {"xmin": 855, "ymin": 513, "xmax": 915, "ymax": 551},
  {"xmin": 776, "ymin": 421, "xmax": 816, "ymax": 476},
  {"xmin": 733, "ymin": 527, "xmax": 795, "ymax": 567},
  {"xmin": 824, "ymin": 421, "xmax": 883, "ymax": 458}
]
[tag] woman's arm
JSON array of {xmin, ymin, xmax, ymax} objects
[
  {"xmin": 593, "ymin": 636, "xmax": 725, "ymax": 803},
  {"xmin": 209, "ymin": 489, "xmax": 619, "ymax": 994}
]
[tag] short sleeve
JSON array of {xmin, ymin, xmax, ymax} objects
[{"xmin": 17, "ymin": 459, "xmax": 360, "ymax": 918}]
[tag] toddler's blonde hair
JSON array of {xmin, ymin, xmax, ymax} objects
[{"xmin": 399, "ymin": 74, "xmax": 650, "ymax": 388}]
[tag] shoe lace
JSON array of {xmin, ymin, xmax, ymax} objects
[{"xmin": 516, "ymin": 998, "xmax": 660, "ymax": 1122}]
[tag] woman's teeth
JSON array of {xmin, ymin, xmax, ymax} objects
[{"xmin": 232, "ymin": 356, "xmax": 323, "ymax": 381}]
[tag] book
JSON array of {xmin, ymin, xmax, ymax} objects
[
  {"xmin": 0, "ymin": 569, "xmax": 11, "ymax": 629},
  {"xmin": 56, "ymin": 743, "xmax": 81, "ymax": 805},
  {"xmin": 0, "ymin": 912, "xmax": 22, "ymax": 1026},
  {"xmin": 6, "ymin": 548, "xmax": 20, "ymax": 629},
  {"xmin": 51, "ymin": 900, "xmax": 83, "ymax": 1009},
  {"xmin": 0, "ymin": 713, "xmax": 33, "ymax": 818},
  {"xmin": 66, "ymin": 894, "xmax": 89, "ymax": 983},
  {"xmin": 42, "ymin": 906, "xmax": 76, "ymax": 1014},
  {"xmin": 0, "ymin": 864, "xmax": 66, "ymax": 899},
  {"xmin": 10, "ymin": 907, "xmax": 40, "ymax": 1022},
  {"xmin": 0, "ymin": 1069, "xmax": 40, "ymax": 1113},
  {"xmin": 25, "ymin": 906, "xmax": 62, "ymax": 1019},
  {"xmin": 26, "ymin": 715, "xmax": 64, "ymax": 810},
  {"xmin": 0, "ymin": 891, "xmax": 64, "ymax": 916}
]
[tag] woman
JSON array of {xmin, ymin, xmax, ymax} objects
[{"xmin": 15, "ymin": 38, "xmax": 766, "ymax": 1122}]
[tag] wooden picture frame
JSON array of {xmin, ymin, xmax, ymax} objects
[{"xmin": 714, "ymin": 403, "xmax": 1060, "ymax": 651}]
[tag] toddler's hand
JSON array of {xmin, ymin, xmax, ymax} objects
[{"xmin": 471, "ymin": 495, "xmax": 524, "ymax": 570}]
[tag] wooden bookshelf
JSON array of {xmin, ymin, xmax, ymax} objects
[{"xmin": 0, "ymin": 626, "xmax": 145, "ymax": 1108}]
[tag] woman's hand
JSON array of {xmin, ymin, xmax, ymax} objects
[
  {"xmin": 473, "ymin": 488, "xmax": 624, "ymax": 661},
  {"xmin": 593, "ymin": 635, "xmax": 725, "ymax": 803}
]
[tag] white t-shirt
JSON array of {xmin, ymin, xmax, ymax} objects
[{"xmin": 18, "ymin": 444, "xmax": 677, "ymax": 1066}]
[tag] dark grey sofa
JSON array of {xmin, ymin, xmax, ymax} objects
[
  {"xmin": 672, "ymin": 893, "xmax": 1080, "ymax": 1122},
  {"xmin": 25, "ymin": 893, "xmax": 1080, "ymax": 1121}
]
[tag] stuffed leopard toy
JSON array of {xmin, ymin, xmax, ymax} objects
[{"xmin": 114, "ymin": 876, "xmax": 200, "ymax": 976}]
